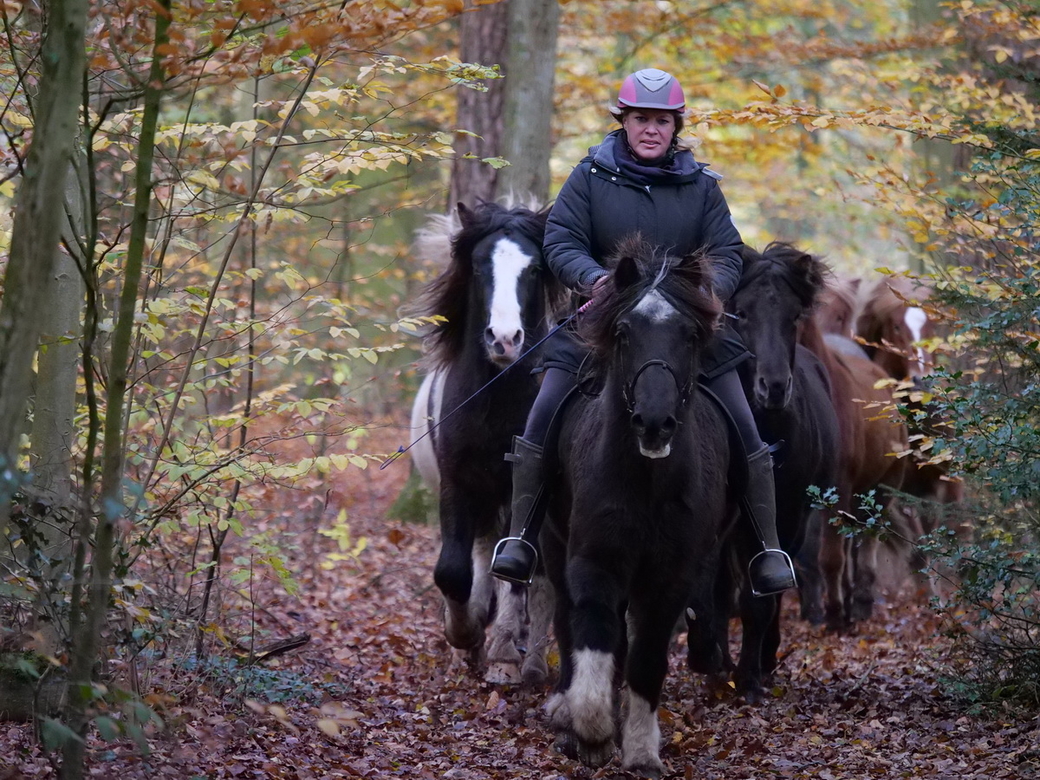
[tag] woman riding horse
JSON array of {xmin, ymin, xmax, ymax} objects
[{"xmin": 490, "ymin": 68, "xmax": 796, "ymax": 597}]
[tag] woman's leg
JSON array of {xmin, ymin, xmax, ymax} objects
[
  {"xmin": 490, "ymin": 368, "xmax": 576, "ymax": 583},
  {"xmin": 703, "ymin": 369, "xmax": 797, "ymax": 595}
]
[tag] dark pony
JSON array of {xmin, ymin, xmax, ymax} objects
[
  {"xmin": 540, "ymin": 236, "xmax": 735, "ymax": 775},
  {"xmin": 728, "ymin": 243, "xmax": 840, "ymax": 682},
  {"xmin": 408, "ymin": 200, "xmax": 564, "ymax": 683}
]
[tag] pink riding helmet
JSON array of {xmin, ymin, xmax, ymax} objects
[{"xmin": 616, "ymin": 68, "xmax": 686, "ymax": 112}]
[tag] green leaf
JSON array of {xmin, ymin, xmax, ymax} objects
[
  {"xmin": 40, "ymin": 718, "xmax": 84, "ymax": 751},
  {"xmin": 95, "ymin": 715, "xmax": 121, "ymax": 741}
]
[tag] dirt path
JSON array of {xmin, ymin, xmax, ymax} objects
[{"xmin": 4, "ymin": 454, "xmax": 1039, "ymax": 779}]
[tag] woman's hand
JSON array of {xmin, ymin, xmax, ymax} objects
[{"xmin": 590, "ymin": 274, "xmax": 610, "ymax": 301}]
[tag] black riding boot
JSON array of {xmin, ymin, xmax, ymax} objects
[
  {"xmin": 745, "ymin": 446, "xmax": 798, "ymax": 596},
  {"xmin": 490, "ymin": 436, "xmax": 546, "ymax": 584}
]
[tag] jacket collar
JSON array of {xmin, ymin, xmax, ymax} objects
[{"xmin": 586, "ymin": 130, "xmax": 708, "ymax": 183}]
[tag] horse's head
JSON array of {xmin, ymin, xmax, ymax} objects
[
  {"xmin": 410, "ymin": 201, "xmax": 562, "ymax": 369},
  {"xmin": 817, "ymin": 274, "xmax": 861, "ymax": 339},
  {"xmin": 456, "ymin": 201, "xmax": 554, "ymax": 366},
  {"xmin": 856, "ymin": 275, "xmax": 935, "ymax": 380},
  {"xmin": 733, "ymin": 243, "xmax": 828, "ymax": 410},
  {"xmin": 582, "ymin": 236, "xmax": 721, "ymax": 459}
]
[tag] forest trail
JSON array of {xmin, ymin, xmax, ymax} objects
[{"xmin": 4, "ymin": 423, "xmax": 1038, "ymax": 779}]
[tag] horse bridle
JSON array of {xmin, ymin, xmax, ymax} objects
[{"xmin": 622, "ymin": 357, "xmax": 694, "ymax": 414}]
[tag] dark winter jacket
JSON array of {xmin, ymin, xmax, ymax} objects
[
  {"xmin": 540, "ymin": 130, "xmax": 748, "ymax": 378},
  {"xmin": 544, "ymin": 129, "xmax": 744, "ymax": 301}
]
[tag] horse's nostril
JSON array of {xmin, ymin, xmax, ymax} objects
[
  {"xmin": 512, "ymin": 330, "xmax": 523, "ymax": 347},
  {"xmin": 631, "ymin": 413, "xmax": 645, "ymax": 433},
  {"xmin": 661, "ymin": 416, "xmax": 677, "ymax": 436},
  {"xmin": 484, "ymin": 327, "xmax": 495, "ymax": 345}
]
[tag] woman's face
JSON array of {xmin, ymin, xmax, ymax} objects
[{"xmin": 622, "ymin": 108, "xmax": 677, "ymax": 161}]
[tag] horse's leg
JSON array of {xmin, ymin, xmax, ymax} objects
[
  {"xmin": 435, "ymin": 481, "xmax": 500, "ymax": 656},
  {"xmin": 542, "ymin": 524, "xmax": 577, "ymax": 755},
  {"xmin": 545, "ymin": 580, "xmax": 577, "ymax": 756},
  {"xmin": 485, "ymin": 576, "xmax": 524, "ymax": 684},
  {"xmin": 818, "ymin": 506, "xmax": 849, "ymax": 631},
  {"xmin": 564, "ymin": 554, "xmax": 624, "ymax": 769},
  {"xmin": 686, "ymin": 548, "xmax": 727, "ymax": 677},
  {"xmin": 795, "ymin": 509, "xmax": 826, "ymax": 625},
  {"xmin": 734, "ymin": 584, "xmax": 779, "ymax": 702},
  {"xmin": 521, "ymin": 573, "xmax": 555, "ymax": 686},
  {"xmin": 622, "ymin": 587, "xmax": 689, "ymax": 778},
  {"xmin": 850, "ymin": 531, "xmax": 880, "ymax": 623}
]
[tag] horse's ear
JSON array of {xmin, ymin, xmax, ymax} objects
[
  {"xmin": 793, "ymin": 250, "xmax": 825, "ymax": 292},
  {"xmin": 614, "ymin": 254, "xmax": 640, "ymax": 289},
  {"xmin": 681, "ymin": 251, "xmax": 709, "ymax": 290},
  {"xmin": 457, "ymin": 202, "xmax": 474, "ymax": 228}
]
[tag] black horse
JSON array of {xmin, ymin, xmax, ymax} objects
[
  {"xmin": 540, "ymin": 237, "xmax": 736, "ymax": 776},
  {"xmin": 727, "ymin": 243, "xmax": 841, "ymax": 690},
  {"xmin": 409, "ymin": 200, "xmax": 564, "ymax": 683}
]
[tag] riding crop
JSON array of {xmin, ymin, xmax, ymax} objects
[{"xmin": 379, "ymin": 298, "xmax": 596, "ymax": 470}]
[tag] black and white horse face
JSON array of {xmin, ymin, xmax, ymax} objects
[
  {"xmin": 471, "ymin": 230, "xmax": 544, "ymax": 366},
  {"xmin": 732, "ymin": 275, "xmax": 801, "ymax": 410},
  {"xmin": 619, "ymin": 289, "xmax": 695, "ymax": 459}
]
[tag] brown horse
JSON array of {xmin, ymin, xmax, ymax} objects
[
  {"xmin": 856, "ymin": 274, "xmax": 937, "ymax": 381},
  {"xmin": 816, "ymin": 273, "xmax": 861, "ymax": 340},
  {"xmin": 803, "ymin": 272, "xmax": 910, "ymax": 629},
  {"xmin": 855, "ymin": 275, "xmax": 965, "ymax": 557}
]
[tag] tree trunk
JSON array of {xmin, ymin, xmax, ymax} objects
[
  {"xmin": 0, "ymin": 0, "xmax": 87, "ymax": 529},
  {"xmin": 448, "ymin": 0, "xmax": 509, "ymax": 209},
  {"xmin": 26, "ymin": 164, "xmax": 85, "ymax": 655},
  {"xmin": 496, "ymin": 0, "xmax": 559, "ymax": 204},
  {"xmin": 61, "ymin": 2, "xmax": 170, "ymax": 776}
]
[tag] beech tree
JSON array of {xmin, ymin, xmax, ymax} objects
[{"xmin": 0, "ymin": 0, "xmax": 86, "ymax": 516}]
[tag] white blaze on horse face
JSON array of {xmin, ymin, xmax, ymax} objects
[
  {"xmin": 487, "ymin": 237, "xmax": 533, "ymax": 362},
  {"xmin": 633, "ymin": 287, "xmax": 678, "ymax": 323},
  {"xmin": 567, "ymin": 648, "xmax": 615, "ymax": 745},
  {"xmin": 904, "ymin": 306, "xmax": 929, "ymax": 374},
  {"xmin": 633, "ymin": 289, "xmax": 678, "ymax": 459}
]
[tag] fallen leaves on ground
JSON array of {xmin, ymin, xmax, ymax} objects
[{"xmin": 3, "ymin": 425, "xmax": 1040, "ymax": 778}]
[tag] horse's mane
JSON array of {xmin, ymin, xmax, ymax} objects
[
  {"xmin": 739, "ymin": 241, "xmax": 830, "ymax": 311},
  {"xmin": 857, "ymin": 274, "xmax": 930, "ymax": 326},
  {"xmin": 580, "ymin": 235, "xmax": 721, "ymax": 356},
  {"xmin": 406, "ymin": 199, "xmax": 564, "ymax": 368}
]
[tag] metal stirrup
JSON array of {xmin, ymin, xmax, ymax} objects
[
  {"xmin": 490, "ymin": 537, "xmax": 539, "ymax": 585},
  {"xmin": 748, "ymin": 548, "xmax": 797, "ymax": 597}
]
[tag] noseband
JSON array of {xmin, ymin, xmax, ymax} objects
[{"xmin": 622, "ymin": 358, "xmax": 694, "ymax": 414}]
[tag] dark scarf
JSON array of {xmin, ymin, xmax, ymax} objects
[{"xmin": 614, "ymin": 130, "xmax": 685, "ymax": 184}]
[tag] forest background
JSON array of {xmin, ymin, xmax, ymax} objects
[{"xmin": 0, "ymin": 0, "xmax": 1039, "ymax": 778}]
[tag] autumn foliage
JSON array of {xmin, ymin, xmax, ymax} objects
[{"xmin": 1, "ymin": 0, "xmax": 1040, "ymax": 776}]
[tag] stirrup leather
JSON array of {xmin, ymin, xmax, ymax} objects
[
  {"xmin": 748, "ymin": 548, "xmax": 797, "ymax": 597},
  {"xmin": 490, "ymin": 536, "xmax": 539, "ymax": 585}
]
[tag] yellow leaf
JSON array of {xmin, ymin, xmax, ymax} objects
[
  {"xmin": 317, "ymin": 719, "xmax": 340, "ymax": 737},
  {"xmin": 773, "ymin": 84, "xmax": 787, "ymax": 98}
]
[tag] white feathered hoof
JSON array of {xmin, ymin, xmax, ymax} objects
[
  {"xmin": 520, "ymin": 652, "xmax": 549, "ymax": 687},
  {"xmin": 622, "ymin": 757, "xmax": 664, "ymax": 780},
  {"xmin": 544, "ymin": 691, "xmax": 571, "ymax": 730},
  {"xmin": 484, "ymin": 661, "xmax": 522, "ymax": 685}
]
